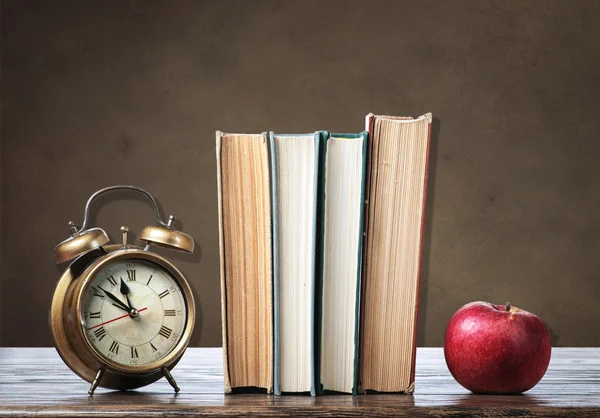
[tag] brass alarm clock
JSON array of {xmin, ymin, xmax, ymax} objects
[{"xmin": 50, "ymin": 185, "xmax": 195, "ymax": 395}]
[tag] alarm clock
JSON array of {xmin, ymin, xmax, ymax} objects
[{"xmin": 50, "ymin": 185, "xmax": 195, "ymax": 395}]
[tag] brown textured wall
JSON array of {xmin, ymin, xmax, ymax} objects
[{"xmin": 2, "ymin": 0, "xmax": 600, "ymax": 347}]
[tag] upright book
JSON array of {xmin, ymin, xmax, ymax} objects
[
  {"xmin": 216, "ymin": 131, "xmax": 273, "ymax": 393},
  {"xmin": 359, "ymin": 113, "xmax": 432, "ymax": 393},
  {"xmin": 317, "ymin": 132, "xmax": 368, "ymax": 395},
  {"xmin": 270, "ymin": 132, "xmax": 321, "ymax": 395}
]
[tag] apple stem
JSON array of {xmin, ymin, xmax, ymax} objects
[{"xmin": 505, "ymin": 302, "xmax": 511, "ymax": 312}]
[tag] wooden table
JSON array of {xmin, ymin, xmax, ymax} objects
[{"xmin": 0, "ymin": 348, "xmax": 598, "ymax": 417}]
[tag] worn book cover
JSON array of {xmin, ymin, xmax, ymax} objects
[
  {"xmin": 359, "ymin": 114, "xmax": 432, "ymax": 394},
  {"xmin": 216, "ymin": 131, "xmax": 273, "ymax": 394}
]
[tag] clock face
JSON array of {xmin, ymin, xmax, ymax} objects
[{"xmin": 80, "ymin": 258, "xmax": 188, "ymax": 369}]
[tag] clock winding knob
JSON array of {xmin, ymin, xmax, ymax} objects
[
  {"xmin": 69, "ymin": 221, "xmax": 78, "ymax": 235},
  {"xmin": 121, "ymin": 226, "xmax": 129, "ymax": 248}
]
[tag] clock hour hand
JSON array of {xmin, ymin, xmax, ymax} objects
[
  {"xmin": 119, "ymin": 277, "xmax": 135, "ymax": 310},
  {"xmin": 98, "ymin": 286, "xmax": 131, "ymax": 313}
]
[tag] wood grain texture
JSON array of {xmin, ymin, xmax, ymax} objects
[{"xmin": 0, "ymin": 348, "xmax": 598, "ymax": 417}]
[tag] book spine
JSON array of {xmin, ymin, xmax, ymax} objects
[
  {"xmin": 314, "ymin": 131, "xmax": 329, "ymax": 396},
  {"xmin": 309, "ymin": 132, "xmax": 321, "ymax": 397},
  {"xmin": 215, "ymin": 131, "xmax": 232, "ymax": 394},
  {"xmin": 263, "ymin": 132, "xmax": 275, "ymax": 395},
  {"xmin": 352, "ymin": 131, "xmax": 369, "ymax": 396},
  {"xmin": 269, "ymin": 132, "xmax": 281, "ymax": 396},
  {"xmin": 357, "ymin": 116, "xmax": 375, "ymax": 394}
]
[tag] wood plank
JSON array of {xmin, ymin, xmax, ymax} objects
[{"xmin": 0, "ymin": 348, "xmax": 598, "ymax": 417}]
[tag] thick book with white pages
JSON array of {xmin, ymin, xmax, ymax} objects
[{"xmin": 270, "ymin": 132, "xmax": 322, "ymax": 396}]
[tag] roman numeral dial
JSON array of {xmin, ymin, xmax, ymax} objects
[
  {"xmin": 91, "ymin": 287, "xmax": 105, "ymax": 299},
  {"xmin": 109, "ymin": 341, "xmax": 120, "ymax": 354},
  {"xmin": 107, "ymin": 275, "xmax": 117, "ymax": 287},
  {"xmin": 94, "ymin": 327, "xmax": 107, "ymax": 341},
  {"xmin": 82, "ymin": 259, "xmax": 188, "ymax": 368},
  {"xmin": 159, "ymin": 326, "xmax": 172, "ymax": 339}
]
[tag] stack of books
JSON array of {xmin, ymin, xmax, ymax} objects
[{"xmin": 216, "ymin": 113, "xmax": 432, "ymax": 395}]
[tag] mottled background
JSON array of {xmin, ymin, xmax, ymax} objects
[{"xmin": 1, "ymin": 0, "xmax": 600, "ymax": 347}]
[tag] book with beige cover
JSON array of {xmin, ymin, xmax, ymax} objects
[
  {"xmin": 216, "ymin": 131, "xmax": 273, "ymax": 393},
  {"xmin": 359, "ymin": 113, "xmax": 432, "ymax": 393}
]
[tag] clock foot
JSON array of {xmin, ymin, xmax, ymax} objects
[
  {"xmin": 88, "ymin": 368, "xmax": 105, "ymax": 396},
  {"xmin": 162, "ymin": 367, "xmax": 180, "ymax": 393}
]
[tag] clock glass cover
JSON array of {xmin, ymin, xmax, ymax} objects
[{"xmin": 80, "ymin": 259, "xmax": 188, "ymax": 367}]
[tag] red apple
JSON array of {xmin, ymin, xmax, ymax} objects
[{"xmin": 444, "ymin": 301, "xmax": 551, "ymax": 394}]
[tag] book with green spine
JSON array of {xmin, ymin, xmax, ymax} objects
[{"xmin": 316, "ymin": 132, "xmax": 368, "ymax": 395}]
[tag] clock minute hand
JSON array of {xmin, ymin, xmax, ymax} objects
[{"xmin": 98, "ymin": 286, "xmax": 131, "ymax": 313}]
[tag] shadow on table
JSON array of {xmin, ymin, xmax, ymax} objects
[
  {"xmin": 223, "ymin": 393, "xmax": 416, "ymax": 410},
  {"xmin": 451, "ymin": 393, "xmax": 548, "ymax": 407},
  {"xmin": 83, "ymin": 389, "xmax": 182, "ymax": 406}
]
